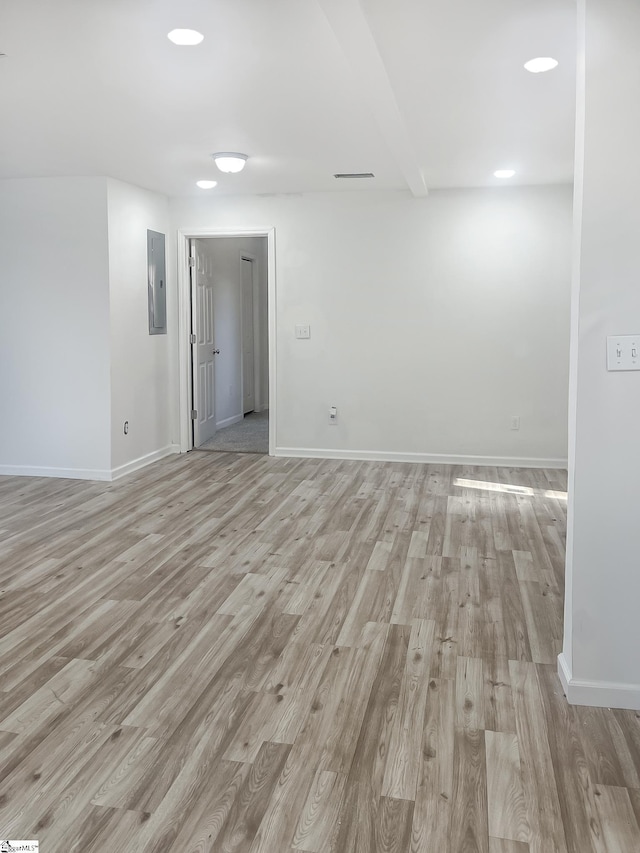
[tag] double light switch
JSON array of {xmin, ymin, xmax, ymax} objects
[{"xmin": 607, "ymin": 335, "xmax": 640, "ymax": 371}]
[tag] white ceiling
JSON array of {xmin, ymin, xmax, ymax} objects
[{"xmin": 0, "ymin": 0, "xmax": 576, "ymax": 198}]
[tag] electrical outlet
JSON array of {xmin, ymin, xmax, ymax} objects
[
  {"xmin": 510, "ymin": 415, "xmax": 520, "ymax": 431},
  {"xmin": 295, "ymin": 324, "xmax": 311, "ymax": 339},
  {"xmin": 329, "ymin": 406, "xmax": 338, "ymax": 425}
]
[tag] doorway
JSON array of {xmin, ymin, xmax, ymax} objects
[{"xmin": 178, "ymin": 229, "xmax": 275, "ymax": 455}]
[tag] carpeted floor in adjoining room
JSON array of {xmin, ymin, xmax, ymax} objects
[{"xmin": 199, "ymin": 410, "xmax": 269, "ymax": 454}]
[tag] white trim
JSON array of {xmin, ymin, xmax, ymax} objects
[
  {"xmin": 110, "ymin": 444, "xmax": 180, "ymax": 481},
  {"xmin": 562, "ymin": 0, "xmax": 587, "ymax": 678},
  {"xmin": 0, "ymin": 464, "xmax": 112, "ymax": 482},
  {"xmin": 274, "ymin": 446, "xmax": 568, "ymax": 469},
  {"xmin": 178, "ymin": 232, "xmax": 192, "ymax": 452},
  {"xmin": 177, "ymin": 227, "xmax": 276, "ymax": 456},
  {"xmin": 267, "ymin": 230, "xmax": 276, "ymax": 457},
  {"xmin": 216, "ymin": 414, "xmax": 243, "ymax": 430},
  {"xmin": 558, "ymin": 653, "xmax": 640, "ymax": 711},
  {"xmin": 557, "ymin": 652, "xmax": 572, "ymax": 697},
  {"xmin": 239, "ymin": 251, "xmax": 260, "ymax": 414},
  {"xmin": 0, "ymin": 445, "xmax": 182, "ymax": 483}
]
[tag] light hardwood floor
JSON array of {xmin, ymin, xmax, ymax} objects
[{"xmin": 1, "ymin": 453, "xmax": 639, "ymax": 852}]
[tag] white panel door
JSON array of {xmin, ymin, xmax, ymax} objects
[
  {"xmin": 192, "ymin": 240, "xmax": 217, "ymax": 446},
  {"xmin": 241, "ymin": 257, "xmax": 255, "ymax": 414}
]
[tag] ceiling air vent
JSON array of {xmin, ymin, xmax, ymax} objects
[{"xmin": 334, "ymin": 172, "xmax": 375, "ymax": 179}]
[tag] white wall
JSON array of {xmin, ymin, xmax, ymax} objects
[
  {"xmin": 0, "ymin": 177, "xmax": 112, "ymax": 478},
  {"xmin": 0, "ymin": 175, "xmax": 174, "ymax": 481},
  {"xmin": 107, "ymin": 179, "xmax": 172, "ymax": 475},
  {"xmin": 0, "ymin": 181, "xmax": 571, "ymax": 480},
  {"xmin": 171, "ymin": 186, "xmax": 572, "ymax": 465},
  {"xmin": 560, "ymin": 0, "xmax": 640, "ymax": 709}
]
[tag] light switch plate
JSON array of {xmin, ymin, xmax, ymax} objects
[
  {"xmin": 295, "ymin": 324, "xmax": 311, "ymax": 339},
  {"xmin": 607, "ymin": 335, "xmax": 640, "ymax": 371}
]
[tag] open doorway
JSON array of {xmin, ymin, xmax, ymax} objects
[{"xmin": 177, "ymin": 228, "xmax": 275, "ymax": 456}]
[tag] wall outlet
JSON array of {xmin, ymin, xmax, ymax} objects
[
  {"xmin": 329, "ymin": 406, "xmax": 338, "ymax": 424},
  {"xmin": 295, "ymin": 324, "xmax": 311, "ymax": 339},
  {"xmin": 510, "ymin": 415, "xmax": 520, "ymax": 431}
]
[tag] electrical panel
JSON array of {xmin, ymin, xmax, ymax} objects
[{"xmin": 147, "ymin": 229, "xmax": 167, "ymax": 335}]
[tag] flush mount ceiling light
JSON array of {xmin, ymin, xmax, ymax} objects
[
  {"xmin": 494, "ymin": 169, "xmax": 515, "ymax": 179},
  {"xmin": 212, "ymin": 153, "xmax": 248, "ymax": 173},
  {"xmin": 167, "ymin": 29, "xmax": 204, "ymax": 46},
  {"xmin": 196, "ymin": 180, "xmax": 217, "ymax": 189},
  {"xmin": 524, "ymin": 57, "xmax": 559, "ymax": 74}
]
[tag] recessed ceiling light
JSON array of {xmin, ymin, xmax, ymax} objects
[
  {"xmin": 212, "ymin": 153, "xmax": 248, "ymax": 173},
  {"xmin": 524, "ymin": 57, "xmax": 558, "ymax": 74},
  {"xmin": 494, "ymin": 169, "xmax": 515, "ymax": 179},
  {"xmin": 167, "ymin": 29, "xmax": 204, "ymax": 46},
  {"xmin": 196, "ymin": 180, "xmax": 217, "ymax": 189}
]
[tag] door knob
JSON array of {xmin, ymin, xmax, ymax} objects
[{"xmin": 212, "ymin": 348, "xmax": 220, "ymax": 354}]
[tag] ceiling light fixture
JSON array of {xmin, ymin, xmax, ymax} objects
[
  {"xmin": 196, "ymin": 180, "xmax": 217, "ymax": 189},
  {"xmin": 212, "ymin": 153, "xmax": 248, "ymax": 173},
  {"xmin": 494, "ymin": 169, "xmax": 515, "ymax": 179},
  {"xmin": 167, "ymin": 29, "xmax": 204, "ymax": 46},
  {"xmin": 524, "ymin": 57, "xmax": 558, "ymax": 74}
]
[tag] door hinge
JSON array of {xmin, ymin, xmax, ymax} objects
[
  {"xmin": 190, "ymin": 409, "xmax": 197, "ymax": 420},
  {"xmin": 188, "ymin": 256, "xmax": 195, "ymax": 267},
  {"xmin": 190, "ymin": 333, "xmax": 197, "ymax": 344}
]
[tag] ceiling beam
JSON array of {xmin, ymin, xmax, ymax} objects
[{"xmin": 316, "ymin": 0, "xmax": 428, "ymax": 197}]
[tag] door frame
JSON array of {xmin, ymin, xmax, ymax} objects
[
  {"xmin": 177, "ymin": 227, "xmax": 276, "ymax": 454},
  {"xmin": 239, "ymin": 251, "xmax": 260, "ymax": 415}
]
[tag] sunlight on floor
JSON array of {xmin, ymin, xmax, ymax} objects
[{"xmin": 454, "ymin": 477, "xmax": 567, "ymax": 501}]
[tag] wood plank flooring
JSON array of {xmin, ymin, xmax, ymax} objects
[{"xmin": 0, "ymin": 453, "xmax": 639, "ymax": 851}]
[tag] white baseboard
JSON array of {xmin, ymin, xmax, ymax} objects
[
  {"xmin": 558, "ymin": 653, "xmax": 640, "ymax": 711},
  {"xmin": 0, "ymin": 444, "xmax": 180, "ymax": 483},
  {"xmin": 110, "ymin": 444, "xmax": 180, "ymax": 481},
  {"xmin": 216, "ymin": 414, "xmax": 243, "ymax": 430},
  {"xmin": 0, "ymin": 445, "xmax": 181, "ymax": 483},
  {"xmin": 274, "ymin": 446, "xmax": 568, "ymax": 469},
  {"xmin": 0, "ymin": 464, "xmax": 113, "ymax": 481}
]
